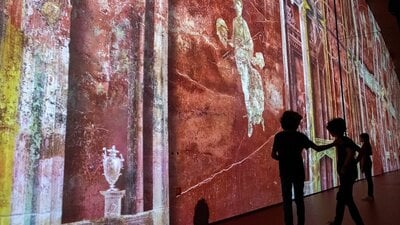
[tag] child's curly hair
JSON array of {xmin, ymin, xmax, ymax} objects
[
  {"xmin": 326, "ymin": 118, "xmax": 347, "ymax": 136},
  {"xmin": 280, "ymin": 110, "xmax": 302, "ymax": 131}
]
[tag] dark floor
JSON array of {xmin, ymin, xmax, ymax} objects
[{"xmin": 212, "ymin": 170, "xmax": 400, "ymax": 225}]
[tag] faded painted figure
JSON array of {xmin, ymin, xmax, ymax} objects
[{"xmin": 216, "ymin": 0, "xmax": 266, "ymax": 137}]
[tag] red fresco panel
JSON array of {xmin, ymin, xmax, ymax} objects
[
  {"xmin": 169, "ymin": 0, "xmax": 285, "ymax": 224},
  {"xmin": 169, "ymin": 0, "xmax": 400, "ymax": 224}
]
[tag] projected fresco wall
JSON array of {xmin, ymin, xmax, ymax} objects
[
  {"xmin": 169, "ymin": 0, "xmax": 400, "ymax": 224},
  {"xmin": 1, "ymin": 0, "xmax": 400, "ymax": 225},
  {"xmin": 1, "ymin": 0, "xmax": 169, "ymax": 225}
]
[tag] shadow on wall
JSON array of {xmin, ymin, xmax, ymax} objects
[{"xmin": 193, "ymin": 198, "xmax": 210, "ymax": 225}]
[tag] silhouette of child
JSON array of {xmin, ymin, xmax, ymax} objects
[
  {"xmin": 271, "ymin": 110, "xmax": 334, "ymax": 225},
  {"xmin": 325, "ymin": 118, "xmax": 364, "ymax": 225},
  {"xmin": 360, "ymin": 132, "xmax": 374, "ymax": 200}
]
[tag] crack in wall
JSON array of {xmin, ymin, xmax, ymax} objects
[
  {"xmin": 176, "ymin": 131, "xmax": 277, "ymax": 198},
  {"xmin": 176, "ymin": 70, "xmax": 236, "ymax": 99}
]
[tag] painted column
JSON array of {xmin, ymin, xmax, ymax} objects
[
  {"xmin": 1, "ymin": 1, "xmax": 71, "ymax": 225},
  {"xmin": 125, "ymin": 0, "xmax": 146, "ymax": 215},
  {"xmin": 144, "ymin": 0, "xmax": 169, "ymax": 224},
  {"xmin": 63, "ymin": 0, "xmax": 169, "ymax": 223},
  {"xmin": 298, "ymin": 0, "xmax": 315, "ymax": 138},
  {"xmin": 0, "ymin": 1, "xmax": 24, "ymax": 224},
  {"xmin": 297, "ymin": 0, "xmax": 316, "ymax": 194},
  {"xmin": 63, "ymin": 0, "xmax": 133, "ymax": 222},
  {"xmin": 279, "ymin": 0, "xmax": 291, "ymax": 109}
]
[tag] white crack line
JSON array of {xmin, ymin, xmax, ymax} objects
[{"xmin": 176, "ymin": 131, "xmax": 277, "ymax": 198}]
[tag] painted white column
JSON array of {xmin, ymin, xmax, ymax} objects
[
  {"xmin": 279, "ymin": 0, "xmax": 291, "ymax": 109},
  {"xmin": 298, "ymin": 0, "xmax": 315, "ymax": 138},
  {"xmin": 151, "ymin": 0, "xmax": 169, "ymax": 224}
]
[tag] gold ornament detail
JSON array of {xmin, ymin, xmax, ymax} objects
[{"xmin": 41, "ymin": 1, "xmax": 61, "ymax": 25}]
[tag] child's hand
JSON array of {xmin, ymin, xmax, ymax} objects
[{"xmin": 271, "ymin": 151, "xmax": 279, "ymax": 160}]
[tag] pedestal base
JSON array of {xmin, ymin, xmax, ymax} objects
[{"xmin": 100, "ymin": 190, "xmax": 126, "ymax": 218}]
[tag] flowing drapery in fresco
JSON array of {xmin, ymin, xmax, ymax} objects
[{"xmin": 216, "ymin": 0, "xmax": 266, "ymax": 137}]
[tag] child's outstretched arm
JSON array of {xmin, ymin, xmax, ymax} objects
[{"xmin": 309, "ymin": 141, "xmax": 335, "ymax": 152}]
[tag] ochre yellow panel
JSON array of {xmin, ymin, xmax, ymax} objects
[{"xmin": 0, "ymin": 21, "xmax": 23, "ymax": 219}]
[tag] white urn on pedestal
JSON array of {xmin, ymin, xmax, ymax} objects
[{"xmin": 100, "ymin": 145, "xmax": 125, "ymax": 218}]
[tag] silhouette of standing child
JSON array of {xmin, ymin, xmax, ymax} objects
[
  {"xmin": 271, "ymin": 111, "xmax": 334, "ymax": 225},
  {"xmin": 359, "ymin": 133, "xmax": 374, "ymax": 200},
  {"xmin": 325, "ymin": 118, "xmax": 364, "ymax": 225}
]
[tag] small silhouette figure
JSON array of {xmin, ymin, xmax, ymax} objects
[
  {"xmin": 193, "ymin": 198, "xmax": 209, "ymax": 225},
  {"xmin": 359, "ymin": 133, "xmax": 374, "ymax": 200},
  {"xmin": 325, "ymin": 118, "xmax": 364, "ymax": 225},
  {"xmin": 271, "ymin": 110, "xmax": 334, "ymax": 225}
]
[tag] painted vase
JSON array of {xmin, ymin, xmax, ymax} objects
[{"xmin": 102, "ymin": 145, "xmax": 124, "ymax": 191}]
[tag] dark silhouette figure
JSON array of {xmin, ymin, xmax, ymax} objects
[
  {"xmin": 271, "ymin": 111, "xmax": 334, "ymax": 225},
  {"xmin": 325, "ymin": 118, "xmax": 364, "ymax": 225},
  {"xmin": 193, "ymin": 198, "xmax": 209, "ymax": 225},
  {"xmin": 359, "ymin": 133, "xmax": 374, "ymax": 200}
]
